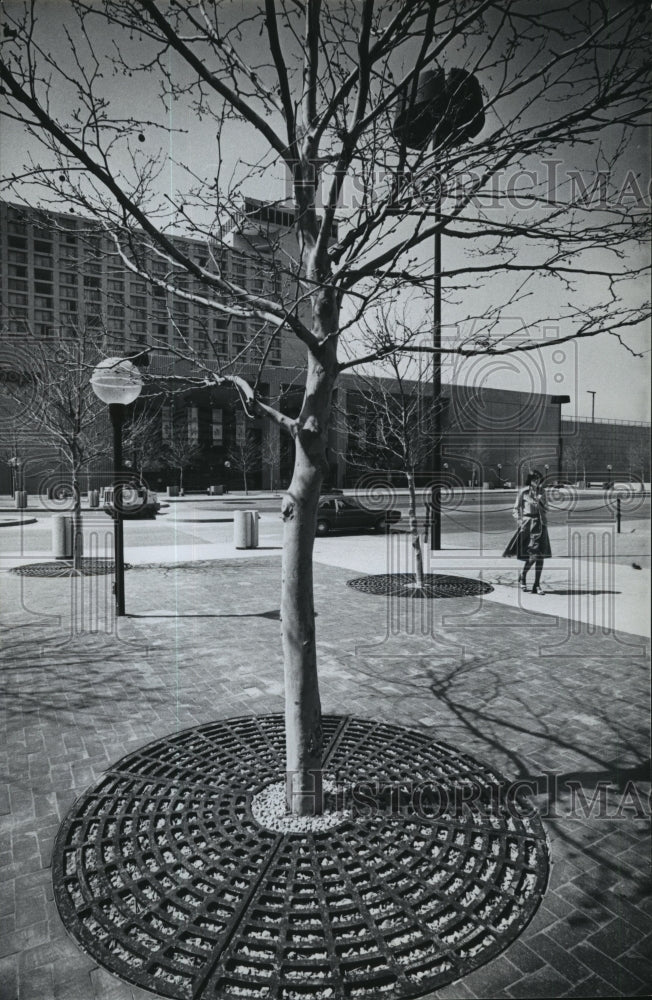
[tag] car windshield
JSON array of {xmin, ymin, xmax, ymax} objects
[{"xmin": 339, "ymin": 499, "xmax": 361, "ymax": 509}]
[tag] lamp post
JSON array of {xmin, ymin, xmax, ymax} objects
[
  {"xmin": 544, "ymin": 463, "xmax": 549, "ymax": 484},
  {"xmin": 497, "ymin": 463, "xmax": 502, "ymax": 488},
  {"xmin": 606, "ymin": 463, "xmax": 612, "ymax": 487},
  {"xmin": 91, "ymin": 358, "xmax": 143, "ymax": 616},
  {"xmin": 392, "ymin": 67, "xmax": 484, "ymax": 551},
  {"xmin": 587, "ymin": 390, "xmax": 596, "ymax": 423},
  {"xmin": 8, "ymin": 455, "xmax": 22, "ymax": 497},
  {"xmin": 550, "ymin": 395, "xmax": 571, "ymax": 483}
]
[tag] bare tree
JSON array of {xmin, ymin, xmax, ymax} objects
[
  {"xmin": 345, "ymin": 316, "xmax": 442, "ymax": 589},
  {"xmin": 563, "ymin": 431, "xmax": 594, "ymax": 485},
  {"xmin": 626, "ymin": 441, "xmax": 649, "ymax": 484},
  {"xmin": 161, "ymin": 423, "xmax": 203, "ymax": 495},
  {"xmin": 1, "ymin": 1, "xmax": 649, "ymax": 813},
  {"xmin": 123, "ymin": 398, "xmax": 165, "ymax": 485},
  {"xmin": 0, "ymin": 327, "xmax": 107, "ymax": 568},
  {"xmin": 227, "ymin": 433, "xmax": 261, "ymax": 495}
]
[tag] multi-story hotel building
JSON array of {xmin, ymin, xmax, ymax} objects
[{"xmin": 0, "ymin": 199, "xmax": 648, "ymax": 494}]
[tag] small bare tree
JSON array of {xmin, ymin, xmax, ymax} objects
[
  {"xmin": 123, "ymin": 399, "xmax": 165, "ymax": 484},
  {"xmin": 348, "ymin": 316, "xmax": 442, "ymax": 589},
  {"xmin": 161, "ymin": 424, "xmax": 203, "ymax": 495},
  {"xmin": 563, "ymin": 428, "xmax": 596, "ymax": 485},
  {"xmin": 0, "ymin": 328, "xmax": 107, "ymax": 568},
  {"xmin": 227, "ymin": 433, "xmax": 261, "ymax": 495},
  {"xmin": 626, "ymin": 441, "xmax": 649, "ymax": 484}
]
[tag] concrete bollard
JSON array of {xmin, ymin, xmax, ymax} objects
[
  {"xmin": 167, "ymin": 485, "xmax": 179, "ymax": 498},
  {"xmin": 234, "ymin": 510, "xmax": 259, "ymax": 549},
  {"xmin": 88, "ymin": 489, "xmax": 100, "ymax": 509},
  {"xmin": 52, "ymin": 514, "xmax": 72, "ymax": 558},
  {"xmin": 15, "ymin": 490, "xmax": 28, "ymax": 509}
]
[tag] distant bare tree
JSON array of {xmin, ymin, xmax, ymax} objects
[
  {"xmin": 161, "ymin": 423, "xmax": 203, "ymax": 495},
  {"xmin": 123, "ymin": 400, "xmax": 164, "ymax": 485},
  {"xmin": 0, "ymin": 327, "xmax": 106, "ymax": 568},
  {"xmin": 563, "ymin": 429, "xmax": 596, "ymax": 485},
  {"xmin": 626, "ymin": 441, "xmax": 649, "ymax": 484},
  {"xmin": 227, "ymin": 433, "xmax": 261, "ymax": 495}
]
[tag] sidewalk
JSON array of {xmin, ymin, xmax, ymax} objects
[
  {"xmin": 0, "ymin": 537, "xmax": 650, "ymax": 998},
  {"xmin": 3, "ymin": 513, "xmax": 648, "ymax": 638}
]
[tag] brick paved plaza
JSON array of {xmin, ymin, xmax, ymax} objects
[{"xmin": 0, "ymin": 548, "xmax": 650, "ymax": 999}]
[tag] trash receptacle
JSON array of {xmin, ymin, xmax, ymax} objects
[
  {"xmin": 52, "ymin": 514, "xmax": 72, "ymax": 558},
  {"xmin": 250, "ymin": 509, "xmax": 259, "ymax": 547},
  {"xmin": 167, "ymin": 485, "xmax": 179, "ymax": 498},
  {"xmin": 234, "ymin": 510, "xmax": 259, "ymax": 549},
  {"xmin": 89, "ymin": 489, "xmax": 100, "ymax": 509},
  {"xmin": 15, "ymin": 490, "xmax": 28, "ymax": 509}
]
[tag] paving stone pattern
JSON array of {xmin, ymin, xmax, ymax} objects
[{"xmin": 0, "ymin": 557, "xmax": 650, "ymax": 1000}]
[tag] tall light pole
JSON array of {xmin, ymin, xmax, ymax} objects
[
  {"xmin": 587, "ymin": 390, "xmax": 596, "ymax": 423},
  {"xmin": 392, "ymin": 66, "xmax": 484, "ymax": 550},
  {"xmin": 91, "ymin": 358, "xmax": 143, "ymax": 616},
  {"xmin": 551, "ymin": 395, "xmax": 571, "ymax": 483}
]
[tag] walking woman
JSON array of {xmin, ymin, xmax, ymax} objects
[{"xmin": 503, "ymin": 470, "xmax": 551, "ymax": 594}]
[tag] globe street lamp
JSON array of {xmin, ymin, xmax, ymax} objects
[
  {"xmin": 91, "ymin": 358, "xmax": 143, "ymax": 616},
  {"xmin": 497, "ymin": 463, "xmax": 502, "ymax": 487},
  {"xmin": 393, "ymin": 67, "xmax": 484, "ymax": 551}
]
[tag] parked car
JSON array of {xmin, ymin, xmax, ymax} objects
[
  {"xmin": 315, "ymin": 496, "xmax": 401, "ymax": 536},
  {"xmin": 102, "ymin": 484, "xmax": 160, "ymax": 519}
]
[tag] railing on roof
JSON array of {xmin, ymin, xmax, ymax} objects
[{"xmin": 562, "ymin": 416, "xmax": 650, "ymax": 428}]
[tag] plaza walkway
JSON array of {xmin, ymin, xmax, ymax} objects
[{"xmin": 0, "ymin": 520, "xmax": 650, "ymax": 998}]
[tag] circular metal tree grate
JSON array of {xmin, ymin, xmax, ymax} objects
[
  {"xmin": 53, "ymin": 716, "xmax": 548, "ymax": 1000},
  {"xmin": 10, "ymin": 558, "xmax": 119, "ymax": 577},
  {"xmin": 346, "ymin": 574, "xmax": 494, "ymax": 599}
]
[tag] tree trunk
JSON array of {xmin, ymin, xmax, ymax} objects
[
  {"xmin": 281, "ymin": 344, "xmax": 337, "ymax": 816},
  {"xmin": 406, "ymin": 469, "xmax": 425, "ymax": 590}
]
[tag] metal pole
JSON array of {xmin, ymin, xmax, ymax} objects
[
  {"xmin": 558, "ymin": 408, "xmax": 563, "ymax": 483},
  {"xmin": 617, "ymin": 496, "xmax": 621, "ymax": 534},
  {"xmin": 109, "ymin": 403, "xmax": 126, "ymax": 617},
  {"xmin": 430, "ymin": 174, "xmax": 442, "ymax": 551}
]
